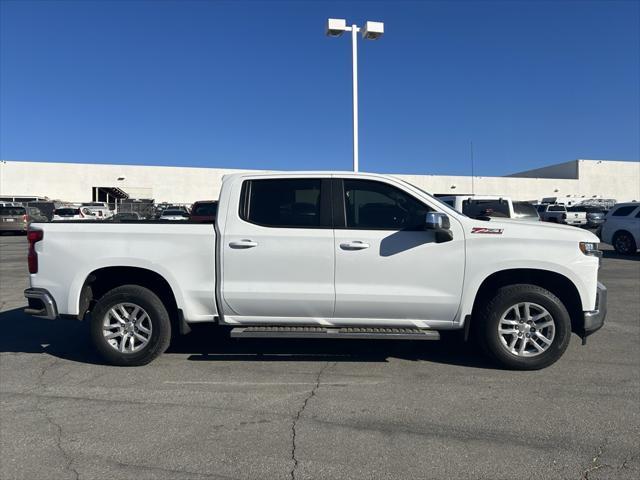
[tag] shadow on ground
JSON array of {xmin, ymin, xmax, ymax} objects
[
  {"xmin": 602, "ymin": 250, "xmax": 640, "ymax": 261},
  {"xmin": 0, "ymin": 307, "xmax": 497, "ymax": 369}
]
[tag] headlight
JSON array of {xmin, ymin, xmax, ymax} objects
[{"xmin": 579, "ymin": 242, "xmax": 601, "ymax": 257}]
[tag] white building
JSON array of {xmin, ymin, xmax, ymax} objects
[{"xmin": 0, "ymin": 158, "xmax": 638, "ymax": 205}]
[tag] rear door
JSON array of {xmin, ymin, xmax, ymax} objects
[
  {"xmin": 220, "ymin": 176, "xmax": 335, "ymax": 323},
  {"xmin": 332, "ymin": 177, "xmax": 465, "ymax": 326}
]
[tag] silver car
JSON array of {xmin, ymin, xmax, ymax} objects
[{"xmin": 0, "ymin": 206, "xmax": 28, "ymax": 234}]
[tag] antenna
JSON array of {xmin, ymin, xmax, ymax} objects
[{"xmin": 470, "ymin": 141, "xmax": 475, "ymax": 195}]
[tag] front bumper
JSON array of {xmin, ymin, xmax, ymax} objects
[
  {"xmin": 582, "ymin": 282, "xmax": 607, "ymax": 339},
  {"xmin": 24, "ymin": 288, "xmax": 58, "ymax": 320}
]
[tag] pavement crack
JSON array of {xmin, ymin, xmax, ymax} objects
[
  {"xmin": 581, "ymin": 438, "xmax": 610, "ymax": 479},
  {"xmin": 289, "ymin": 362, "xmax": 334, "ymax": 480},
  {"xmin": 33, "ymin": 357, "xmax": 80, "ymax": 480}
]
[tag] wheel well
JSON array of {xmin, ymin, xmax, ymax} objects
[
  {"xmin": 80, "ymin": 267, "xmax": 179, "ymax": 323},
  {"xmin": 612, "ymin": 229, "xmax": 632, "ymax": 239},
  {"xmin": 471, "ymin": 269, "xmax": 583, "ymax": 333}
]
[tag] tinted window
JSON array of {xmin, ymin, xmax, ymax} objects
[
  {"xmin": 343, "ymin": 179, "xmax": 432, "ymax": 230},
  {"xmin": 163, "ymin": 210, "xmax": 188, "ymax": 216},
  {"xmin": 0, "ymin": 207, "xmax": 26, "ymax": 216},
  {"xmin": 192, "ymin": 202, "xmax": 218, "ymax": 216},
  {"xmin": 548, "ymin": 205, "xmax": 566, "ymax": 212},
  {"xmin": 462, "ymin": 200, "xmax": 510, "ymax": 218},
  {"xmin": 536, "ymin": 205, "xmax": 547, "ymax": 213},
  {"xmin": 242, "ymin": 179, "xmax": 323, "ymax": 228},
  {"xmin": 513, "ymin": 202, "xmax": 539, "ymax": 218},
  {"xmin": 54, "ymin": 208, "xmax": 80, "ymax": 216},
  {"xmin": 612, "ymin": 205, "xmax": 637, "ymax": 217}
]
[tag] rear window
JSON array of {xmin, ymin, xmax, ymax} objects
[
  {"xmin": 612, "ymin": 205, "xmax": 637, "ymax": 217},
  {"xmin": 462, "ymin": 200, "xmax": 510, "ymax": 218},
  {"xmin": 240, "ymin": 178, "xmax": 325, "ymax": 228},
  {"xmin": 513, "ymin": 202, "xmax": 538, "ymax": 218},
  {"xmin": 55, "ymin": 208, "xmax": 80, "ymax": 216},
  {"xmin": 548, "ymin": 205, "xmax": 566, "ymax": 212},
  {"xmin": 0, "ymin": 207, "xmax": 26, "ymax": 216},
  {"xmin": 192, "ymin": 202, "xmax": 218, "ymax": 216},
  {"xmin": 163, "ymin": 210, "xmax": 188, "ymax": 216}
]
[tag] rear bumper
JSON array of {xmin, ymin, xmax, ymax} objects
[
  {"xmin": 24, "ymin": 288, "xmax": 58, "ymax": 320},
  {"xmin": 583, "ymin": 282, "xmax": 607, "ymax": 336}
]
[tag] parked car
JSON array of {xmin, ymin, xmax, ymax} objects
[
  {"xmin": 109, "ymin": 212, "xmax": 142, "ymax": 222},
  {"xmin": 439, "ymin": 195, "xmax": 539, "ymax": 222},
  {"xmin": 190, "ymin": 200, "xmax": 218, "ymax": 223},
  {"xmin": 24, "ymin": 172, "xmax": 606, "ymax": 370},
  {"xmin": 599, "ymin": 203, "xmax": 640, "ymax": 255},
  {"xmin": 159, "ymin": 209, "xmax": 189, "ymax": 221},
  {"xmin": 537, "ymin": 204, "xmax": 587, "ymax": 226},
  {"xmin": 27, "ymin": 207, "xmax": 48, "ymax": 223},
  {"xmin": 52, "ymin": 207, "xmax": 91, "ymax": 221},
  {"xmin": 0, "ymin": 206, "xmax": 28, "ymax": 234},
  {"xmin": 81, "ymin": 202, "xmax": 113, "ymax": 219},
  {"xmin": 567, "ymin": 205, "xmax": 606, "ymax": 228}
]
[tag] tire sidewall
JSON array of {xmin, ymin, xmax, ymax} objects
[
  {"xmin": 613, "ymin": 231, "xmax": 636, "ymax": 255},
  {"xmin": 481, "ymin": 285, "xmax": 571, "ymax": 370},
  {"xmin": 90, "ymin": 285, "xmax": 171, "ymax": 366}
]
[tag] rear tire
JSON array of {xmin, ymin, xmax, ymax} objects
[
  {"xmin": 476, "ymin": 284, "xmax": 571, "ymax": 370},
  {"xmin": 90, "ymin": 285, "xmax": 171, "ymax": 366},
  {"xmin": 612, "ymin": 231, "xmax": 637, "ymax": 255}
]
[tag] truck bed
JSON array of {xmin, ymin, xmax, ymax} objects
[{"xmin": 29, "ymin": 222, "xmax": 218, "ymax": 322}]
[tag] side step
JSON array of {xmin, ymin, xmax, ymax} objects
[{"xmin": 230, "ymin": 326, "xmax": 440, "ymax": 341}]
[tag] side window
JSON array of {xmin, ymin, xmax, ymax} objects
[
  {"xmin": 612, "ymin": 205, "xmax": 637, "ymax": 217},
  {"xmin": 635, "ymin": 209, "xmax": 640, "ymax": 219},
  {"xmin": 343, "ymin": 179, "xmax": 432, "ymax": 230},
  {"xmin": 240, "ymin": 179, "xmax": 327, "ymax": 228}
]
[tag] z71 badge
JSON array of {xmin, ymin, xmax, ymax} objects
[{"xmin": 471, "ymin": 227, "xmax": 504, "ymax": 234}]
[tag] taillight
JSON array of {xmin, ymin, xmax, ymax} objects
[
  {"xmin": 23, "ymin": 214, "xmax": 28, "ymax": 223},
  {"xmin": 562, "ymin": 213, "xmax": 567, "ymax": 220},
  {"xmin": 27, "ymin": 229, "xmax": 43, "ymax": 274}
]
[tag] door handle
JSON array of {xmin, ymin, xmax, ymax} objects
[
  {"xmin": 229, "ymin": 239, "xmax": 258, "ymax": 249},
  {"xmin": 340, "ymin": 241, "xmax": 370, "ymax": 251}
]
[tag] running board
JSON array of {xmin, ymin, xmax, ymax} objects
[{"xmin": 230, "ymin": 326, "xmax": 440, "ymax": 341}]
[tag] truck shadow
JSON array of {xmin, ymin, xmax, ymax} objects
[
  {"xmin": 602, "ymin": 250, "xmax": 640, "ymax": 261},
  {"xmin": 0, "ymin": 307, "xmax": 495, "ymax": 369}
]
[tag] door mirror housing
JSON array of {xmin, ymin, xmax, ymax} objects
[
  {"xmin": 425, "ymin": 212, "xmax": 453, "ymax": 243},
  {"xmin": 425, "ymin": 212, "xmax": 450, "ymax": 230}
]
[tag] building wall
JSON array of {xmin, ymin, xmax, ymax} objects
[{"xmin": 1, "ymin": 159, "xmax": 638, "ymax": 204}]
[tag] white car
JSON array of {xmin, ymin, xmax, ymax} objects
[
  {"xmin": 24, "ymin": 172, "xmax": 606, "ymax": 370},
  {"xmin": 599, "ymin": 202, "xmax": 640, "ymax": 255},
  {"xmin": 80, "ymin": 202, "xmax": 113, "ymax": 219},
  {"xmin": 438, "ymin": 195, "xmax": 540, "ymax": 222},
  {"xmin": 537, "ymin": 204, "xmax": 587, "ymax": 226},
  {"xmin": 159, "ymin": 209, "xmax": 189, "ymax": 221},
  {"xmin": 52, "ymin": 207, "xmax": 92, "ymax": 221}
]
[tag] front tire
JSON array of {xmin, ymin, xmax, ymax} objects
[
  {"xmin": 612, "ymin": 231, "xmax": 637, "ymax": 255},
  {"xmin": 90, "ymin": 285, "xmax": 171, "ymax": 366},
  {"xmin": 476, "ymin": 284, "xmax": 571, "ymax": 370}
]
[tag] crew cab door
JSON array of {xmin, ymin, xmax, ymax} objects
[
  {"xmin": 332, "ymin": 177, "xmax": 465, "ymax": 327},
  {"xmin": 219, "ymin": 176, "xmax": 335, "ymax": 323}
]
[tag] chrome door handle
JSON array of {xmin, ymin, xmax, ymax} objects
[
  {"xmin": 340, "ymin": 241, "xmax": 370, "ymax": 250},
  {"xmin": 229, "ymin": 239, "xmax": 258, "ymax": 249}
]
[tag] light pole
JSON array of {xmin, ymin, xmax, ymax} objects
[{"xmin": 326, "ymin": 19, "xmax": 384, "ymax": 172}]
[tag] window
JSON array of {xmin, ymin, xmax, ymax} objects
[
  {"xmin": 343, "ymin": 179, "xmax": 432, "ymax": 230},
  {"xmin": 0, "ymin": 207, "xmax": 26, "ymax": 216},
  {"xmin": 462, "ymin": 199, "xmax": 510, "ymax": 218},
  {"xmin": 612, "ymin": 205, "xmax": 637, "ymax": 217},
  {"xmin": 635, "ymin": 210, "xmax": 640, "ymax": 219},
  {"xmin": 548, "ymin": 205, "xmax": 566, "ymax": 212},
  {"xmin": 192, "ymin": 202, "xmax": 218, "ymax": 216},
  {"xmin": 536, "ymin": 205, "xmax": 547, "ymax": 213},
  {"xmin": 241, "ymin": 179, "xmax": 326, "ymax": 228},
  {"xmin": 513, "ymin": 202, "xmax": 539, "ymax": 218}
]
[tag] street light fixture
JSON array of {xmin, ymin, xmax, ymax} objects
[{"xmin": 326, "ymin": 18, "xmax": 384, "ymax": 172}]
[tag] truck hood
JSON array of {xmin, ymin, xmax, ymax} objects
[{"xmin": 468, "ymin": 217, "xmax": 600, "ymax": 243}]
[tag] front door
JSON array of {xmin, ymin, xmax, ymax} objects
[
  {"xmin": 220, "ymin": 177, "xmax": 335, "ymax": 323},
  {"xmin": 332, "ymin": 178, "xmax": 465, "ymax": 327}
]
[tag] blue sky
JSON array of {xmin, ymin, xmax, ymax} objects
[{"xmin": 1, "ymin": 0, "xmax": 638, "ymax": 176}]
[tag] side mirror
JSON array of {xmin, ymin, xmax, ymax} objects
[
  {"xmin": 425, "ymin": 212, "xmax": 453, "ymax": 243},
  {"xmin": 425, "ymin": 212, "xmax": 450, "ymax": 230}
]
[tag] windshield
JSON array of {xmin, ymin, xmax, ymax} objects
[{"xmin": 397, "ymin": 180, "xmax": 464, "ymax": 215}]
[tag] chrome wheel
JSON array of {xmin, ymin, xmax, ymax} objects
[
  {"xmin": 498, "ymin": 302, "xmax": 555, "ymax": 357},
  {"xmin": 102, "ymin": 303, "xmax": 152, "ymax": 353}
]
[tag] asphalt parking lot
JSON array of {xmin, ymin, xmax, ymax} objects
[{"xmin": 1, "ymin": 235, "xmax": 638, "ymax": 480}]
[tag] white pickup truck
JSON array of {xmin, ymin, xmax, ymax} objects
[{"xmin": 24, "ymin": 172, "xmax": 607, "ymax": 370}]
